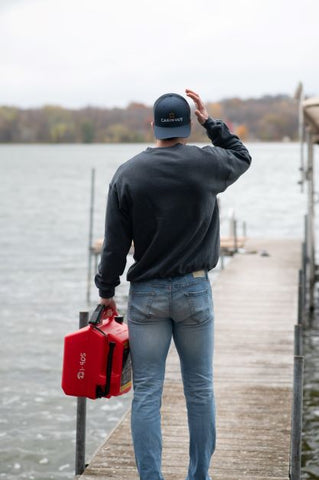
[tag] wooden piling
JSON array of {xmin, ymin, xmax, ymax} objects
[{"xmin": 75, "ymin": 311, "xmax": 89, "ymax": 476}]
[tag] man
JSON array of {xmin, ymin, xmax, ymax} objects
[{"xmin": 95, "ymin": 89, "xmax": 251, "ymax": 480}]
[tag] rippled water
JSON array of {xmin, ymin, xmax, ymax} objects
[
  {"xmin": 0, "ymin": 142, "xmax": 317, "ymax": 479},
  {"xmin": 302, "ymin": 304, "xmax": 319, "ymax": 479}
]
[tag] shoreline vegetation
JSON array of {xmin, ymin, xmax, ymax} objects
[{"xmin": 0, "ymin": 94, "xmax": 298, "ymax": 144}]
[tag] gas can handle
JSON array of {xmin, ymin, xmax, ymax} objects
[
  {"xmin": 89, "ymin": 304, "xmax": 118, "ymax": 325},
  {"xmin": 89, "ymin": 304, "xmax": 105, "ymax": 325}
]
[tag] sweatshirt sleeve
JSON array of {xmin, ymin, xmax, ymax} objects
[
  {"xmin": 94, "ymin": 183, "xmax": 132, "ymax": 298},
  {"xmin": 203, "ymin": 117, "xmax": 252, "ymax": 189}
]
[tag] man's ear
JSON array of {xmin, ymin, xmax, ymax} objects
[{"xmin": 151, "ymin": 120, "xmax": 154, "ymax": 128}]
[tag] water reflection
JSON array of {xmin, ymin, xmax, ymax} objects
[{"xmin": 302, "ymin": 299, "xmax": 319, "ymax": 480}]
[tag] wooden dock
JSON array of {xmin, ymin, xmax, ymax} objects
[{"xmin": 79, "ymin": 238, "xmax": 300, "ymax": 480}]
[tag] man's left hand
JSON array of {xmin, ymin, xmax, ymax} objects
[
  {"xmin": 185, "ymin": 89, "xmax": 209, "ymax": 125},
  {"xmin": 99, "ymin": 297, "xmax": 117, "ymax": 315}
]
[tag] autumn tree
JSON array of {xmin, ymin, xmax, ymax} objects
[
  {"xmin": 0, "ymin": 95, "xmax": 299, "ymax": 143},
  {"xmin": 235, "ymin": 124, "xmax": 249, "ymax": 140}
]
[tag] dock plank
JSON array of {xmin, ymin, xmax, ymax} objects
[{"xmin": 79, "ymin": 238, "xmax": 299, "ymax": 480}]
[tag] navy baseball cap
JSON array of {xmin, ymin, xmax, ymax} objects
[{"xmin": 153, "ymin": 93, "xmax": 191, "ymax": 139}]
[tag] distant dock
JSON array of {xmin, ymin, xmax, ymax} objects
[{"xmin": 78, "ymin": 238, "xmax": 300, "ymax": 480}]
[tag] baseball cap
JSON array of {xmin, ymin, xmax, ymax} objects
[{"xmin": 153, "ymin": 93, "xmax": 191, "ymax": 140}]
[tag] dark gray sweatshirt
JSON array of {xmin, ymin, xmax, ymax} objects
[{"xmin": 95, "ymin": 118, "xmax": 251, "ymax": 298}]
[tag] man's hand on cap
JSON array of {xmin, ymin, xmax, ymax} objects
[{"xmin": 186, "ymin": 89, "xmax": 209, "ymax": 125}]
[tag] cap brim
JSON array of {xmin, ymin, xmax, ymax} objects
[{"xmin": 154, "ymin": 123, "xmax": 191, "ymax": 140}]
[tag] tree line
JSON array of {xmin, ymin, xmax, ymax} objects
[{"xmin": 0, "ymin": 94, "xmax": 298, "ymax": 143}]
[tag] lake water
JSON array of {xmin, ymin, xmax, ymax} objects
[{"xmin": 0, "ymin": 142, "xmax": 317, "ymax": 479}]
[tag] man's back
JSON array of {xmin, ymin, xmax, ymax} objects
[
  {"xmin": 97, "ymin": 118, "xmax": 251, "ymax": 292},
  {"xmin": 113, "ymin": 143, "xmax": 223, "ymax": 281}
]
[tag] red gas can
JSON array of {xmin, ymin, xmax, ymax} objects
[{"xmin": 61, "ymin": 305, "xmax": 131, "ymax": 399}]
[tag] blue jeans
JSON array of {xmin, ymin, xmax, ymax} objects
[{"xmin": 127, "ymin": 272, "xmax": 215, "ymax": 480}]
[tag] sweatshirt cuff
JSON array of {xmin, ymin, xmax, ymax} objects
[
  {"xmin": 98, "ymin": 287, "xmax": 115, "ymax": 299},
  {"xmin": 203, "ymin": 117, "xmax": 219, "ymax": 128}
]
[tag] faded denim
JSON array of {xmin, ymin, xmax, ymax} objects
[{"xmin": 127, "ymin": 272, "xmax": 215, "ymax": 480}]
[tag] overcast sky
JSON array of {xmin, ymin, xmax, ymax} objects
[{"xmin": 0, "ymin": 0, "xmax": 318, "ymax": 108}]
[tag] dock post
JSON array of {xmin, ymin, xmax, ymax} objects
[
  {"xmin": 297, "ymin": 269, "xmax": 304, "ymax": 326},
  {"xmin": 86, "ymin": 168, "xmax": 96, "ymax": 305},
  {"xmin": 302, "ymin": 240, "xmax": 307, "ymax": 289},
  {"xmin": 294, "ymin": 81, "xmax": 304, "ymax": 193},
  {"xmin": 303, "ymin": 214, "xmax": 308, "ymax": 274},
  {"xmin": 243, "ymin": 220, "xmax": 247, "ymax": 239},
  {"xmin": 294, "ymin": 324, "xmax": 303, "ymax": 358},
  {"xmin": 306, "ymin": 134, "xmax": 315, "ymax": 311},
  {"xmin": 75, "ymin": 311, "xmax": 89, "ymax": 476},
  {"xmin": 220, "ymin": 253, "xmax": 225, "ymax": 270},
  {"xmin": 290, "ymin": 355, "xmax": 304, "ymax": 480},
  {"xmin": 233, "ymin": 219, "xmax": 238, "ymax": 252}
]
